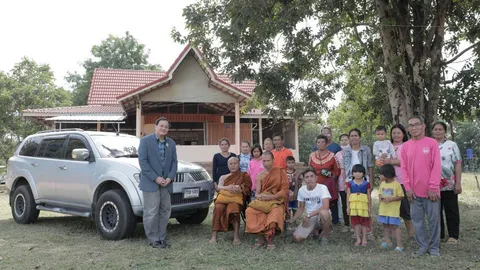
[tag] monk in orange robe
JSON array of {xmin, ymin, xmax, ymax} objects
[
  {"xmin": 209, "ymin": 157, "xmax": 252, "ymax": 245},
  {"xmin": 246, "ymin": 151, "xmax": 289, "ymax": 250}
]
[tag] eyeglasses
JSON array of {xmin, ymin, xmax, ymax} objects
[{"xmin": 408, "ymin": 122, "xmax": 423, "ymax": 129}]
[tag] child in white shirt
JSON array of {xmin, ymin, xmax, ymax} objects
[{"xmin": 373, "ymin": 125, "xmax": 396, "ymax": 166}]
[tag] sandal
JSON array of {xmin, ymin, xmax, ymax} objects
[
  {"xmin": 381, "ymin": 242, "xmax": 393, "ymax": 248},
  {"xmin": 253, "ymin": 240, "xmax": 266, "ymax": 249},
  {"xmin": 446, "ymin": 237, "xmax": 458, "ymax": 244}
]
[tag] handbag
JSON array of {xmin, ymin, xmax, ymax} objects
[{"xmin": 216, "ymin": 190, "xmax": 243, "ymax": 205}]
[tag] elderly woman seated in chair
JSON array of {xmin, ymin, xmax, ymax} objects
[{"xmin": 209, "ymin": 157, "xmax": 252, "ymax": 245}]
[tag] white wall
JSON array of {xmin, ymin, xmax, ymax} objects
[{"xmin": 177, "ymin": 145, "xmax": 298, "ymax": 163}]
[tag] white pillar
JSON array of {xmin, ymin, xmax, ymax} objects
[
  {"xmin": 235, "ymin": 102, "xmax": 240, "ymax": 154},
  {"xmin": 294, "ymin": 120, "xmax": 299, "ymax": 161},
  {"xmin": 136, "ymin": 101, "xmax": 142, "ymax": 137},
  {"xmin": 258, "ymin": 118, "xmax": 263, "ymax": 145}
]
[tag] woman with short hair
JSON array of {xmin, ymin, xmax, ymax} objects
[{"xmin": 212, "ymin": 138, "xmax": 237, "ymax": 184}]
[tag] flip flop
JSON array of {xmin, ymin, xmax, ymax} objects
[
  {"xmin": 266, "ymin": 244, "xmax": 276, "ymax": 250},
  {"xmin": 381, "ymin": 242, "xmax": 393, "ymax": 248},
  {"xmin": 253, "ymin": 240, "xmax": 266, "ymax": 249}
]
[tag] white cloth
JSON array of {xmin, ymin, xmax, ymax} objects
[
  {"xmin": 350, "ymin": 150, "xmax": 360, "ymax": 173},
  {"xmin": 297, "ymin": 184, "xmax": 331, "ymax": 215},
  {"xmin": 373, "ymin": 140, "xmax": 397, "ymax": 160}
]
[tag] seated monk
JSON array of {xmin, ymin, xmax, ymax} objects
[
  {"xmin": 245, "ymin": 151, "xmax": 289, "ymax": 250},
  {"xmin": 210, "ymin": 157, "xmax": 252, "ymax": 245}
]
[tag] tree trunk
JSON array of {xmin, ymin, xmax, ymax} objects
[{"xmin": 376, "ymin": 0, "xmax": 411, "ymax": 126}]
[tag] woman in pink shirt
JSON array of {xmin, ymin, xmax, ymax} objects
[
  {"xmin": 335, "ymin": 134, "xmax": 350, "ymax": 232},
  {"xmin": 383, "ymin": 124, "xmax": 414, "ymax": 239},
  {"xmin": 247, "ymin": 144, "xmax": 264, "ymax": 201}
]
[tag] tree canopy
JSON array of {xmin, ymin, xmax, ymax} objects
[
  {"xmin": 0, "ymin": 58, "xmax": 71, "ymax": 164},
  {"xmin": 67, "ymin": 31, "xmax": 162, "ymax": 105},
  {"xmin": 173, "ymin": 0, "xmax": 480, "ymax": 128}
]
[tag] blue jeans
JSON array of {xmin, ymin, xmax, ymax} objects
[{"xmin": 411, "ymin": 197, "xmax": 441, "ymax": 256}]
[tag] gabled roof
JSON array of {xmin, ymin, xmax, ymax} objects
[
  {"xmin": 116, "ymin": 45, "xmax": 256, "ymax": 102},
  {"xmin": 87, "ymin": 69, "xmax": 166, "ymax": 105}
]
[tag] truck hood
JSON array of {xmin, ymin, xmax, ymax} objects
[{"xmin": 114, "ymin": 158, "xmax": 205, "ymax": 172}]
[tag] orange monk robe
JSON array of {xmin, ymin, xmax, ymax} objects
[
  {"xmin": 212, "ymin": 172, "xmax": 252, "ymax": 232},
  {"xmin": 245, "ymin": 167, "xmax": 289, "ymax": 234}
]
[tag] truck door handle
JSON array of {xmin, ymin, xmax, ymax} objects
[
  {"xmin": 30, "ymin": 163, "xmax": 38, "ymax": 167},
  {"xmin": 58, "ymin": 166, "xmax": 67, "ymax": 170}
]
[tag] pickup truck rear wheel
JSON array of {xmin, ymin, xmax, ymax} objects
[
  {"xmin": 95, "ymin": 189, "xmax": 137, "ymax": 240},
  {"xmin": 176, "ymin": 208, "xmax": 209, "ymax": 224},
  {"xmin": 11, "ymin": 185, "xmax": 39, "ymax": 224}
]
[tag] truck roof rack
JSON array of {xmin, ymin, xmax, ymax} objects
[{"xmin": 36, "ymin": 128, "xmax": 85, "ymax": 134}]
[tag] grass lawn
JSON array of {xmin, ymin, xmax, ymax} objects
[{"xmin": 0, "ymin": 174, "xmax": 479, "ymax": 270}]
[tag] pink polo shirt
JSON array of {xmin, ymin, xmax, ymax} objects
[
  {"xmin": 400, "ymin": 137, "xmax": 442, "ymax": 198},
  {"xmin": 247, "ymin": 158, "xmax": 264, "ymax": 191}
]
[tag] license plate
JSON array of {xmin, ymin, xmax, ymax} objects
[{"xmin": 184, "ymin": 188, "xmax": 200, "ymax": 199}]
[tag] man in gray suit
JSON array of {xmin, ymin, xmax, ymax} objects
[{"xmin": 138, "ymin": 117, "xmax": 178, "ymax": 248}]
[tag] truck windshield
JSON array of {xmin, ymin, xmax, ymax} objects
[{"xmin": 91, "ymin": 135, "xmax": 140, "ymax": 158}]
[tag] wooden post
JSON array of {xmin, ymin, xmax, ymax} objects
[
  {"xmin": 294, "ymin": 120, "xmax": 299, "ymax": 161},
  {"xmin": 96, "ymin": 121, "xmax": 101, "ymax": 131},
  {"xmin": 258, "ymin": 118, "xmax": 263, "ymax": 145},
  {"xmin": 136, "ymin": 101, "xmax": 142, "ymax": 137},
  {"xmin": 235, "ymin": 102, "xmax": 240, "ymax": 154}
]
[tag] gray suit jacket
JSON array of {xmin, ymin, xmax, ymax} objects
[{"xmin": 138, "ymin": 134, "xmax": 178, "ymax": 193}]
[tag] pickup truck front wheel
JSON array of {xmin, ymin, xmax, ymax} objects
[
  {"xmin": 11, "ymin": 185, "xmax": 39, "ymax": 224},
  {"xmin": 176, "ymin": 208, "xmax": 209, "ymax": 224},
  {"xmin": 95, "ymin": 189, "xmax": 137, "ymax": 240}
]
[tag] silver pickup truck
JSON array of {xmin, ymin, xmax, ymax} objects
[{"xmin": 6, "ymin": 130, "xmax": 214, "ymax": 240}]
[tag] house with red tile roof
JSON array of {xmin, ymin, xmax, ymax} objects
[{"xmin": 22, "ymin": 45, "xmax": 302, "ymax": 162}]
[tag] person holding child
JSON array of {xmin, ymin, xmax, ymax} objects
[
  {"xmin": 378, "ymin": 164, "xmax": 405, "ymax": 252},
  {"xmin": 346, "ymin": 164, "xmax": 372, "ymax": 246}
]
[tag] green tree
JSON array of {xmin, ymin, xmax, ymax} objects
[
  {"xmin": 173, "ymin": 0, "xmax": 480, "ymax": 128},
  {"xmin": 67, "ymin": 31, "xmax": 162, "ymax": 105},
  {"xmin": 298, "ymin": 122, "xmax": 321, "ymax": 164},
  {"xmin": 0, "ymin": 58, "xmax": 71, "ymax": 164}
]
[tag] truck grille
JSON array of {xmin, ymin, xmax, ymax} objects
[
  {"xmin": 174, "ymin": 173, "xmax": 185, "ymax": 182},
  {"xmin": 171, "ymin": 191, "xmax": 210, "ymax": 205},
  {"xmin": 189, "ymin": 171, "xmax": 210, "ymax": 181},
  {"xmin": 174, "ymin": 171, "xmax": 210, "ymax": 182}
]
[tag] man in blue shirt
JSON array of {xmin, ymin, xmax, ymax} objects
[{"xmin": 138, "ymin": 117, "xmax": 178, "ymax": 249}]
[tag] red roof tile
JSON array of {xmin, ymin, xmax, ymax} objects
[
  {"xmin": 22, "ymin": 105, "xmax": 125, "ymax": 115},
  {"xmin": 88, "ymin": 69, "xmax": 166, "ymax": 105},
  {"xmin": 216, "ymin": 74, "xmax": 256, "ymax": 95}
]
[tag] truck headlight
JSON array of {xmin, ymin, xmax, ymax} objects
[{"xmin": 133, "ymin": 173, "xmax": 141, "ymax": 183}]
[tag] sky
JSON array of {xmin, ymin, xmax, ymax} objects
[
  {"xmin": 0, "ymin": 0, "xmax": 472, "ymax": 107},
  {"xmin": 0, "ymin": 0, "xmax": 197, "ymax": 87}
]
